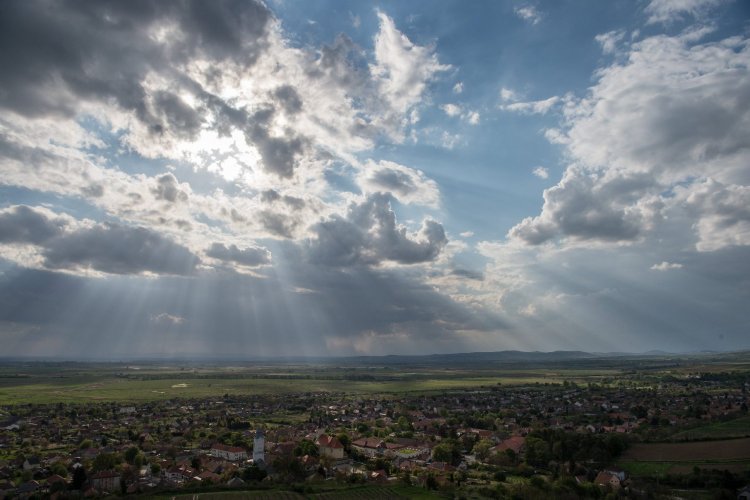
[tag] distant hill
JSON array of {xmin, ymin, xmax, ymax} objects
[{"xmin": 328, "ymin": 350, "xmax": 598, "ymax": 366}]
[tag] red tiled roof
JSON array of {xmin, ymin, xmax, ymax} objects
[{"xmin": 211, "ymin": 443, "xmax": 246, "ymax": 454}]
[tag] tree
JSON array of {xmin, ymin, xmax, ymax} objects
[
  {"xmin": 124, "ymin": 446, "xmax": 140, "ymax": 464},
  {"xmin": 50, "ymin": 462, "xmax": 68, "ymax": 478},
  {"xmin": 426, "ymin": 473, "xmax": 438, "ymax": 490},
  {"xmin": 294, "ymin": 439, "xmax": 318, "ymax": 457},
  {"xmin": 431, "ymin": 439, "xmax": 461, "ymax": 465},
  {"xmin": 337, "ymin": 433, "xmax": 351, "ymax": 452},
  {"xmin": 474, "ymin": 439, "xmax": 493, "ymax": 461},
  {"xmin": 92, "ymin": 452, "xmax": 120, "ymax": 472},
  {"xmin": 242, "ymin": 465, "xmax": 267, "ymax": 482},
  {"xmin": 397, "ymin": 416, "xmax": 412, "ymax": 431},
  {"xmin": 72, "ymin": 466, "xmax": 87, "ymax": 490}
]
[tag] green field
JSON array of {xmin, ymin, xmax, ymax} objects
[
  {"xmin": 618, "ymin": 437, "xmax": 750, "ymax": 477},
  {"xmin": 0, "ymin": 352, "xmax": 747, "ymax": 405},
  {"xmin": 0, "ymin": 361, "xmax": 625, "ymax": 405},
  {"xmin": 152, "ymin": 485, "xmax": 441, "ymax": 500},
  {"xmin": 671, "ymin": 415, "xmax": 750, "ymax": 441},
  {"xmin": 0, "ymin": 375, "xmax": 569, "ymax": 405}
]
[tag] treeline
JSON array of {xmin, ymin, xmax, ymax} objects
[
  {"xmin": 114, "ymin": 373, "xmax": 409, "ymax": 381},
  {"xmin": 524, "ymin": 429, "xmax": 629, "ymax": 467}
]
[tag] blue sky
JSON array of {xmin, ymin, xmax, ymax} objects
[{"xmin": 0, "ymin": 0, "xmax": 748, "ymax": 358}]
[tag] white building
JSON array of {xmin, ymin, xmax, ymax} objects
[
  {"xmin": 210, "ymin": 443, "xmax": 247, "ymax": 461},
  {"xmin": 253, "ymin": 429, "xmax": 265, "ymax": 464}
]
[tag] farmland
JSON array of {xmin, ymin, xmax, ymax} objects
[
  {"xmin": 2, "ymin": 351, "xmax": 748, "ymax": 405},
  {"xmin": 618, "ymin": 437, "xmax": 750, "ymax": 476}
]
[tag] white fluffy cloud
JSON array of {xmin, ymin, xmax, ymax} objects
[
  {"xmin": 371, "ymin": 10, "xmax": 450, "ymax": 138},
  {"xmin": 509, "ymin": 28, "xmax": 750, "ymax": 252}
]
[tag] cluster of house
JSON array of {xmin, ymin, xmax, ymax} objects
[{"xmin": 0, "ymin": 376, "xmax": 747, "ymax": 497}]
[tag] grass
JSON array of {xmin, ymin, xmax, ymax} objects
[
  {"xmin": 619, "ymin": 437, "xmax": 750, "ymax": 477},
  {"xmin": 150, "ymin": 485, "xmax": 442, "ymax": 500},
  {"xmin": 671, "ymin": 415, "xmax": 750, "ymax": 440},
  {"xmin": 621, "ymin": 438, "xmax": 750, "ymax": 462},
  {"xmin": 0, "ymin": 372, "xmax": 579, "ymax": 405}
]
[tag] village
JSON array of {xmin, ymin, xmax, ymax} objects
[{"xmin": 0, "ymin": 373, "xmax": 749, "ymax": 499}]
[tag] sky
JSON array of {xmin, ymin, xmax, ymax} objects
[{"xmin": 0, "ymin": 0, "xmax": 749, "ymax": 359}]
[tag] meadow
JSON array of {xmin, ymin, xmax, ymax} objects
[
  {"xmin": 0, "ymin": 351, "xmax": 748, "ymax": 405},
  {"xmin": 618, "ymin": 437, "xmax": 750, "ymax": 476},
  {"xmin": 0, "ymin": 360, "xmax": 623, "ymax": 405}
]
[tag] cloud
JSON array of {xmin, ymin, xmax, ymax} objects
[
  {"xmin": 308, "ymin": 193, "xmax": 447, "ymax": 267},
  {"xmin": 152, "ymin": 173, "xmax": 189, "ymax": 203},
  {"xmin": 43, "ymin": 223, "xmax": 200, "ymax": 276},
  {"xmin": 514, "ymin": 5, "xmax": 542, "ymax": 25},
  {"xmin": 532, "ymin": 166, "xmax": 549, "ymax": 179},
  {"xmin": 371, "ymin": 10, "xmax": 450, "ymax": 132},
  {"xmin": 464, "ymin": 111, "xmax": 481, "ymax": 125},
  {"xmin": 595, "ymin": 30, "xmax": 626, "ymax": 54},
  {"xmin": 441, "ymin": 103, "xmax": 462, "ymax": 117},
  {"xmin": 206, "ymin": 242, "xmax": 271, "ymax": 267},
  {"xmin": 644, "ymin": 0, "xmax": 727, "ymax": 24},
  {"xmin": 0, "ymin": 205, "xmax": 70, "ymax": 245},
  {"xmin": 453, "ymin": 82, "xmax": 464, "ymax": 94},
  {"xmin": 651, "ymin": 261, "xmax": 683, "ymax": 271},
  {"xmin": 0, "ymin": 0, "xmax": 271, "ymax": 124},
  {"xmin": 510, "ymin": 29, "xmax": 750, "ymax": 251},
  {"xmin": 509, "ymin": 167, "xmax": 651, "ymax": 245},
  {"xmin": 358, "ymin": 160, "xmax": 440, "ymax": 207},
  {"xmin": 677, "ymin": 179, "xmax": 750, "ymax": 252},
  {"xmin": 500, "ymin": 87, "xmax": 519, "ymax": 102},
  {"xmin": 501, "ymin": 96, "xmax": 559, "ymax": 115},
  {"xmin": 151, "ymin": 313, "xmax": 186, "ymax": 326}
]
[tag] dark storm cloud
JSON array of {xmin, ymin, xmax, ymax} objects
[
  {"xmin": 0, "ymin": 0, "xmax": 271, "ymax": 130},
  {"xmin": 0, "ymin": 251, "xmax": 507, "ymax": 358},
  {"xmin": 0, "ymin": 206, "xmax": 67, "ymax": 245},
  {"xmin": 308, "ymin": 193, "xmax": 447, "ymax": 266},
  {"xmin": 43, "ymin": 223, "xmax": 199, "ymax": 275},
  {"xmin": 206, "ymin": 242, "xmax": 271, "ymax": 267}
]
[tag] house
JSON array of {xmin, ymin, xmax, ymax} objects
[
  {"xmin": 604, "ymin": 467, "xmax": 626, "ymax": 482},
  {"xmin": 16, "ymin": 480, "xmax": 40, "ymax": 499},
  {"xmin": 316, "ymin": 434, "xmax": 345, "ymax": 459},
  {"xmin": 594, "ymin": 471, "xmax": 621, "ymax": 490},
  {"xmin": 90, "ymin": 470, "xmax": 120, "ymax": 492},
  {"xmin": 197, "ymin": 470, "xmax": 221, "ymax": 482},
  {"xmin": 22, "ymin": 457, "xmax": 41, "ymax": 471},
  {"xmin": 226, "ymin": 476, "xmax": 245, "ymax": 488},
  {"xmin": 352, "ymin": 437, "xmax": 385, "ymax": 457},
  {"xmin": 737, "ymin": 485, "xmax": 750, "ymax": 500},
  {"xmin": 491, "ymin": 436, "xmax": 525, "ymax": 455},
  {"xmin": 369, "ymin": 469, "xmax": 388, "ymax": 483},
  {"xmin": 165, "ymin": 465, "xmax": 197, "ymax": 483},
  {"xmin": 210, "ymin": 443, "xmax": 248, "ymax": 462}
]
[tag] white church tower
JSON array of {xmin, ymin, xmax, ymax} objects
[{"xmin": 253, "ymin": 428, "xmax": 265, "ymax": 465}]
